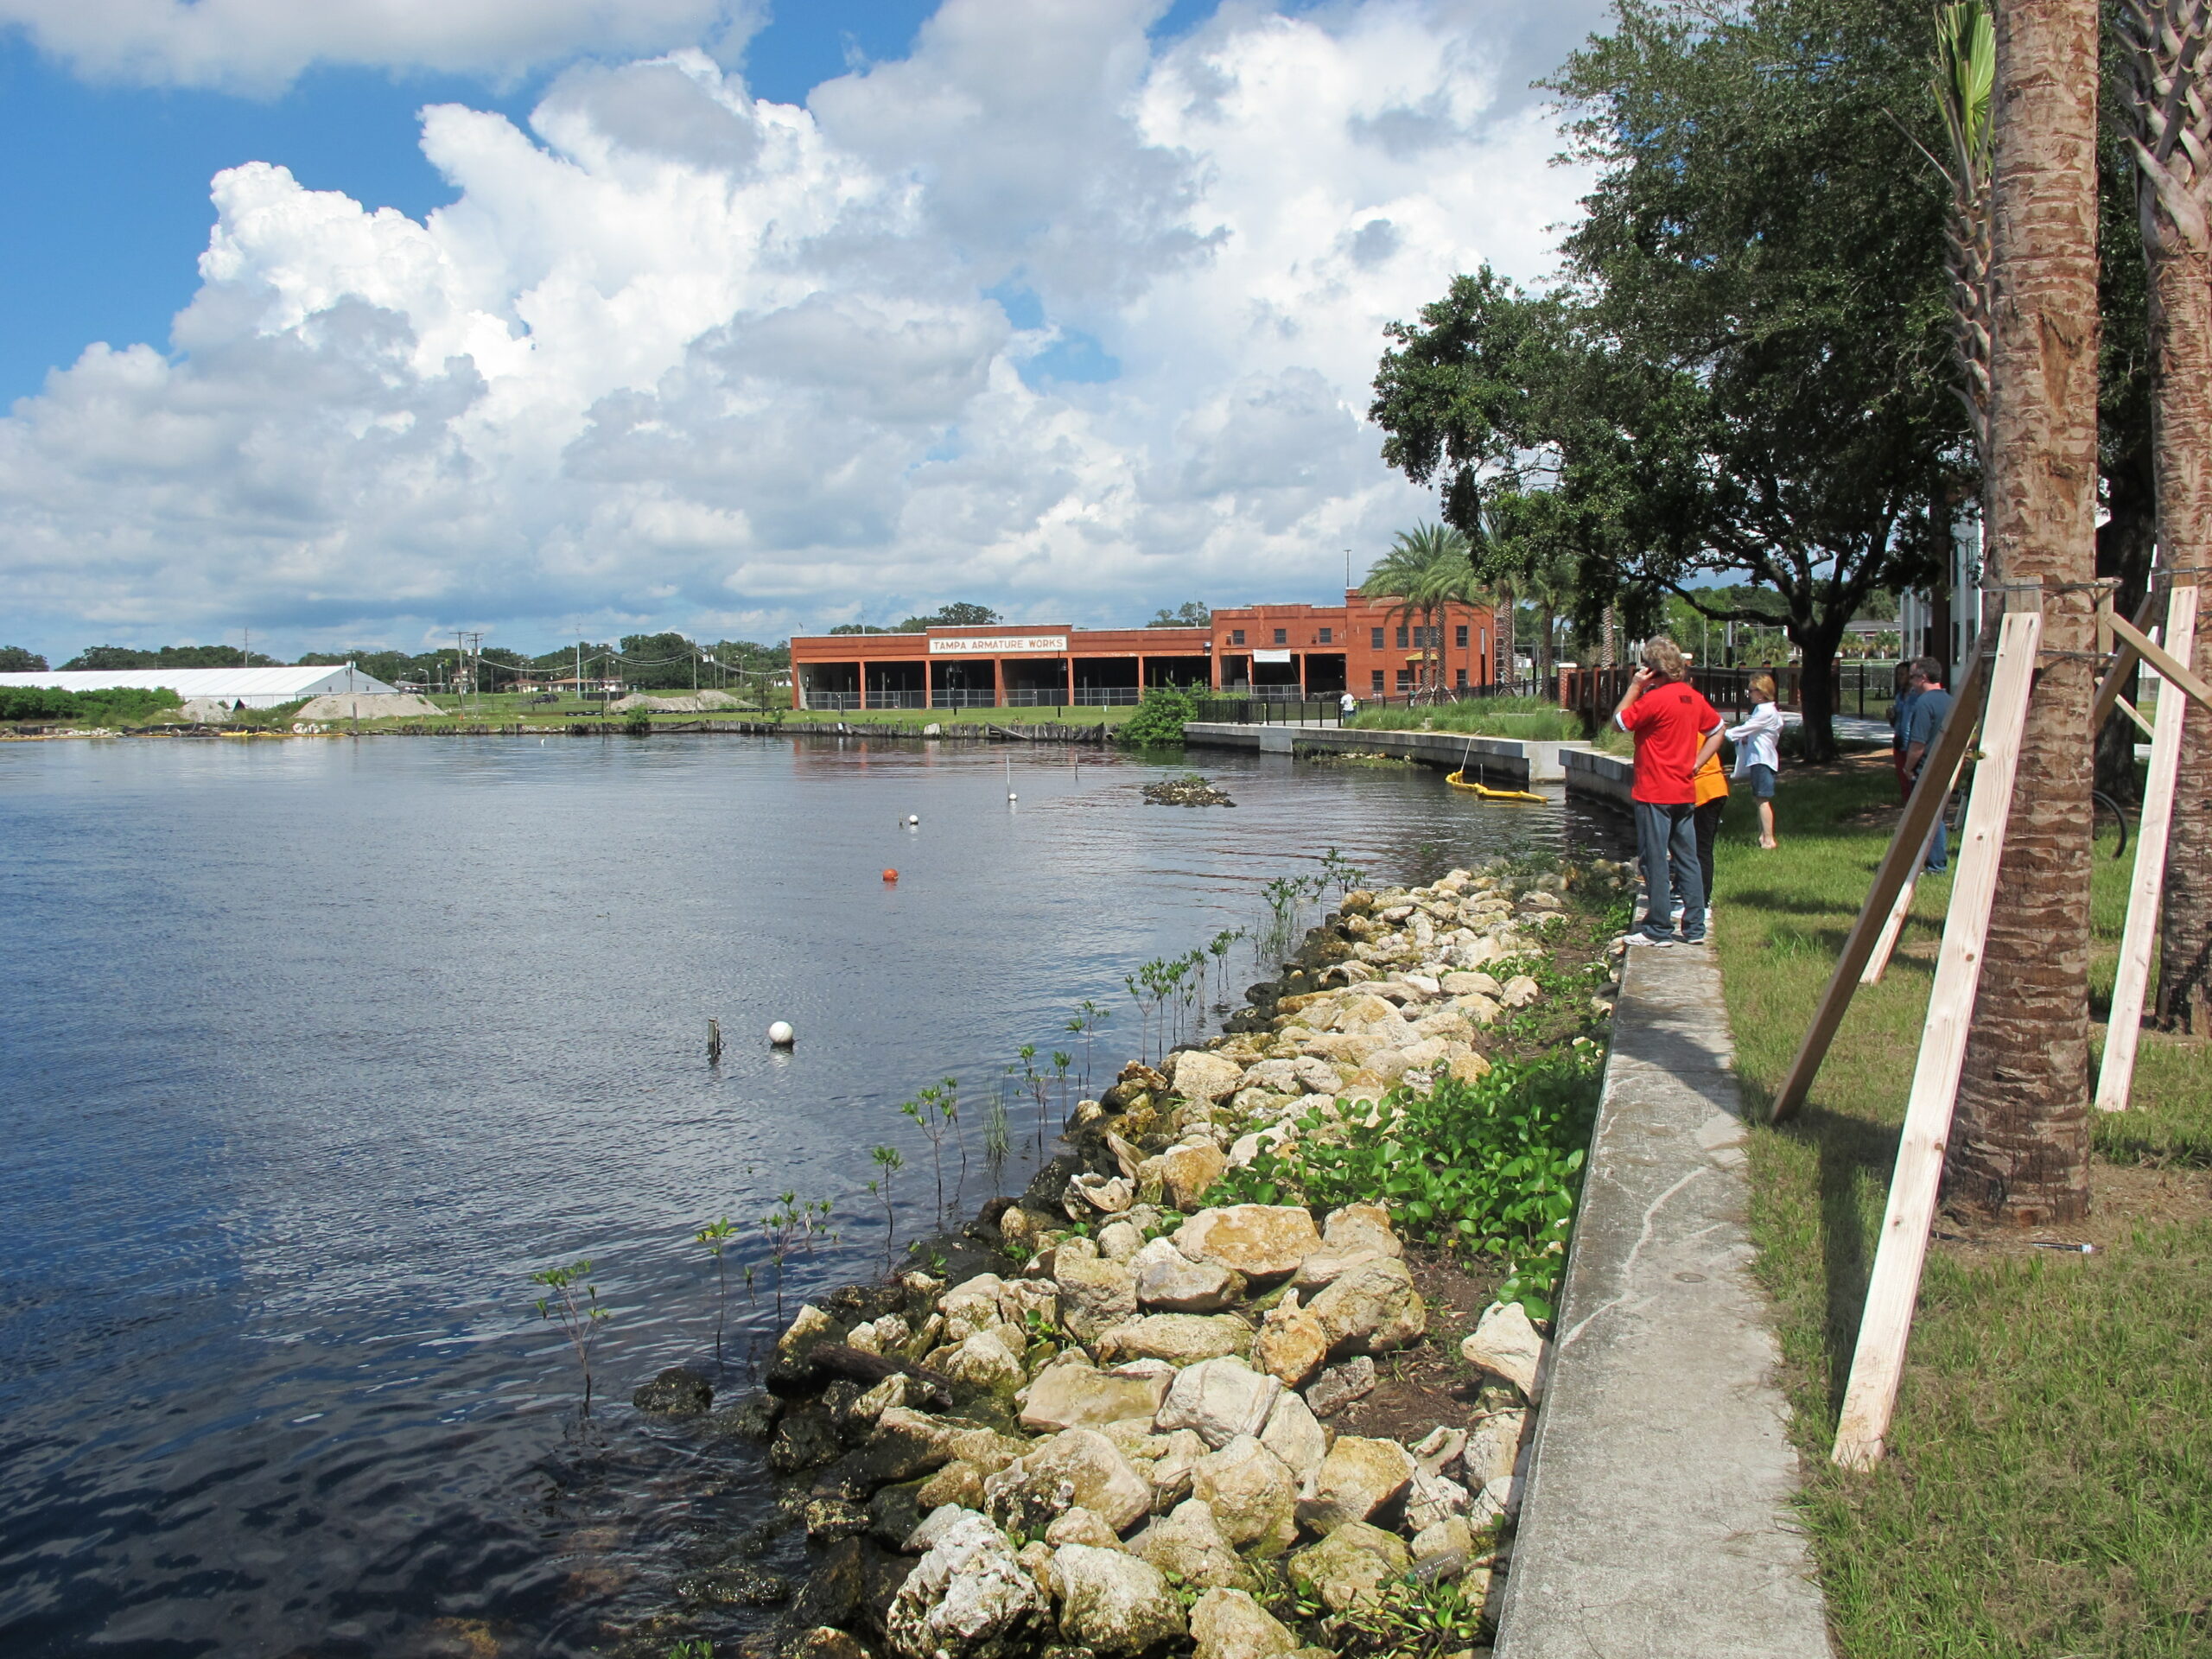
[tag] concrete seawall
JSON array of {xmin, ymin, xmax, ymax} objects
[
  {"xmin": 1493, "ymin": 943, "xmax": 1832, "ymax": 1658},
  {"xmin": 1181, "ymin": 721, "xmax": 1581, "ymax": 787}
]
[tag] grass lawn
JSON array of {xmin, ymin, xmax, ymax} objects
[
  {"xmin": 1346, "ymin": 695, "xmax": 1581, "ymax": 740},
  {"xmin": 1711, "ymin": 757, "xmax": 2212, "ymax": 1657}
]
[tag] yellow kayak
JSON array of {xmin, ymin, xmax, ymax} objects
[{"xmin": 1446, "ymin": 769, "xmax": 1548, "ymax": 804}]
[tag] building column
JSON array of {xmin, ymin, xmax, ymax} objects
[
  {"xmin": 1136, "ymin": 652, "xmax": 1147, "ymax": 702},
  {"xmin": 1065, "ymin": 656, "xmax": 1075, "ymax": 708},
  {"xmin": 1296, "ymin": 653, "xmax": 1306, "ymax": 697},
  {"xmin": 857, "ymin": 659, "xmax": 869, "ymax": 712}
]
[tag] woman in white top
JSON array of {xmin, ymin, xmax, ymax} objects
[{"xmin": 1726, "ymin": 672, "xmax": 1784, "ymax": 849}]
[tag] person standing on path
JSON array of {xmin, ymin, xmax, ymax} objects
[
  {"xmin": 1726, "ymin": 672, "xmax": 1783, "ymax": 849},
  {"xmin": 1339, "ymin": 689, "xmax": 1358, "ymax": 723},
  {"xmin": 1889, "ymin": 659, "xmax": 1920, "ymax": 804},
  {"xmin": 1614, "ymin": 637, "xmax": 1726, "ymax": 945},
  {"xmin": 1903, "ymin": 656, "xmax": 1956, "ymax": 873}
]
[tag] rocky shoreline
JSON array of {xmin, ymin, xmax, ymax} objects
[{"xmin": 631, "ymin": 859, "xmax": 1629, "ymax": 1659}]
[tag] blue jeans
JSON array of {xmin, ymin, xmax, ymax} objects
[{"xmin": 1635, "ymin": 800, "xmax": 1705, "ymax": 939}]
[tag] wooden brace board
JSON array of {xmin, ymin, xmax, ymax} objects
[
  {"xmin": 1769, "ymin": 646, "xmax": 1989, "ymax": 1123},
  {"xmin": 2095, "ymin": 583, "xmax": 2198, "ymax": 1113},
  {"xmin": 1831, "ymin": 608, "xmax": 2043, "ymax": 1469}
]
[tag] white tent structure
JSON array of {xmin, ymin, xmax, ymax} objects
[{"xmin": 0, "ymin": 666, "xmax": 400, "ymax": 709}]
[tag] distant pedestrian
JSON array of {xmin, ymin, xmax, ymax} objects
[
  {"xmin": 1339, "ymin": 689, "xmax": 1358, "ymax": 723},
  {"xmin": 1614, "ymin": 636, "xmax": 1726, "ymax": 946},
  {"xmin": 1889, "ymin": 659, "xmax": 1919, "ymax": 804},
  {"xmin": 1726, "ymin": 672, "xmax": 1783, "ymax": 849},
  {"xmin": 1903, "ymin": 656, "xmax": 1955, "ymax": 873}
]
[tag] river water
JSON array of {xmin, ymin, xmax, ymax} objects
[{"xmin": 0, "ymin": 734, "xmax": 1614, "ymax": 1657}]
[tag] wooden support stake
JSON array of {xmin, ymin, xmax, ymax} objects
[
  {"xmin": 2092, "ymin": 588, "xmax": 2164, "ymax": 731},
  {"xmin": 707, "ymin": 1018, "xmax": 723, "ymax": 1063},
  {"xmin": 2096, "ymin": 583, "xmax": 2198, "ymax": 1114},
  {"xmin": 2113, "ymin": 696, "xmax": 2157, "ymax": 740},
  {"xmin": 1832, "ymin": 609, "xmax": 2043, "ymax": 1470},
  {"xmin": 1860, "ymin": 744, "xmax": 1968, "ymax": 987},
  {"xmin": 1769, "ymin": 647, "xmax": 1989, "ymax": 1122},
  {"xmin": 2108, "ymin": 610, "xmax": 2212, "ymax": 715}
]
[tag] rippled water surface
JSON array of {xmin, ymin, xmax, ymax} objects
[{"xmin": 0, "ymin": 734, "xmax": 1616, "ymax": 1657}]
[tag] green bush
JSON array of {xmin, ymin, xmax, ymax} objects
[
  {"xmin": 1203, "ymin": 1052, "xmax": 1601, "ymax": 1319},
  {"xmin": 1116, "ymin": 683, "xmax": 1198, "ymax": 747},
  {"xmin": 0, "ymin": 685, "xmax": 184, "ymax": 723}
]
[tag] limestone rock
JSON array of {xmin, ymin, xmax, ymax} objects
[
  {"xmin": 884, "ymin": 1508, "xmax": 1048, "ymax": 1659},
  {"xmin": 1054, "ymin": 1253, "xmax": 1139, "ymax": 1344},
  {"xmin": 1049, "ymin": 1543, "xmax": 1186, "ymax": 1656},
  {"xmin": 918, "ymin": 1460, "xmax": 985, "ymax": 1510},
  {"xmin": 1066, "ymin": 1173, "xmax": 1135, "ymax": 1217},
  {"xmin": 1129, "ymin": 1497, "xmax": 1255, "ymax": 1592},
  {"xmin": 1156, "ymin": 1357, "xmax": 1281, "ymax": 1448},
  {"xmin": 1188, "ymin": 1587, "xmax": 1299, "ymax": 1659},
  {"xmin": 1321, "ymin": 1204, "xmax": 1402, "ymax": 1258},
  {"xmin": 1097, "ymin": 1219, "xmax": 1144, "ymax": 1261},
  {"xmin": 940, "ymin": 1274, "xmax": 1010, "ymax": 1342},
  {"xmin": 1093, "ymin": 1313, "xmax": 1250, "ymax": 1366},
  {"xmin": 1440, "ymin": 970, "xmax": 1502, "ymax": 997},
  {"xmin": 1291, "ymin": 1247, "xmax": 1382, "ymax": 1294},
  {"xmin": 984, "ymin": 1428, "xmax": 1152, "ymax": 1535},
  {"xmin": 1287, "ymin": 1519, "xmax": 1412, "ymax": 1612},
  {"xmin": 1255, "ymin": 1292, "xmax": 1330, "ymax": 1389},
  {"xmin": 632, "ymin": 1364, "xmax": 714, "ymax": 1415},
  {"xmin": 1308, "ymin": 1255, "xmax": 1427, "ymax": 1354},
  {"xmin": 1158, "ymin": 1141, "xmax": 1229, "ymax": 1209},
  {"xmin": 1302, "ymin": 1357, "xmax": 1376, "ymax": 1416},
  {"xmin": 1500, "ymin": 973, "xmax": 1541, "ymax": 1007},
  {"xmin": 1147, "ymin": 1427, "xmax": 1208, "ymax": 1510},
  {"xmin": 769, "ymin": 1405, "xmax": 844, "ymax": 1473},
  {"xmin": 1402, "ymin": 1468, "xmax": 1472, "ymax": 1533},
  {"xmin": 1410, "ymin": 1425, "xmax": 1468, "ymax": 1478},
  {"xmin": 1257, "ymin": 1389, "xmax": 1328, "ymax": 1485},
  {"xmin": 1463, "ymin": 1410, "xmax": 1529, "ymax": 1485},
  {"xmin": 941, "ymin": 1327, "xmax": 1027, "ymax": 1390},
  {"xmin": 1173, "ymin": 1205, "xmax": 1322, "ymax": 1280},
  {"xmin": 1019, "ymin": 1359, "xmax": 1174, "ymax": 1434},
  {"xmin": 1132, "ymin": 1237, "xmax": 1243, "ymax": 1313},
  {"xmin": 779, "ymin": 1304, "xmax": 839, "ymax": 1359},
  {"xmin": 1460, "ymin": 1301, "xmax": 1549, "ymax": 1401},
  {"xmin": 1447, "ymin": 1048, "xmax": 1494, "ymax": 1084},
  {"xmin": 1044, "ymin": 1506, "xmax": 1122, "ymax": 1549},
  {"xmin": 1189, "ymin": 1434, "xmax": 1298, "ymax": 1555},
  {"xmin": 791, "ymin": 1628, "xmax": 872, "ymax": 1659},
  {"xmin": 1297, "ymin": 1436, "xmax": 1414, "ymax": 1533},
  {"xmin": 1169, "ymin": 1049, "xmax": 1245, "ymax": 1103},
  {"xmin": 1448, "ymin": 992, "xmax": 1502, "ymax": 1027}
]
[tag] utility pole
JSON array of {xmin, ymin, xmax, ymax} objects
[{"xmin": 242, "ymin": 626, "xmax": 250, "ymax": 669}]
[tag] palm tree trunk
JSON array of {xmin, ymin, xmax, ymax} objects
[
  {"xmin": 1948, "ymin": 0, "xmax": 2102, "ymax": 1225},
  {"xmin": 2122, "ymin": 0, "xmax": 2212, "ymax": 1032},
  {"xmin": 1495, "ymin": 585, "xmax": 1516, "ymax": 689}
]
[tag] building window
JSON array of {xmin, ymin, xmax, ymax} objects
[
  {"xmin": 1456, "ymin": 668, "xmax": 1468, "ymax": 690},
  {"xmin": 1273, "ymin": 627, "xmax": 1287, "ymax": 645},
  {"xmin": 1318, "ymin": 627, "xmax": 1332, "ymax": 645},
  {"xmin": 1370, "ymin": 626, "xmax": 1384, "ymax": 650},
  {"xmin": 1370, "ymin": 669, "xmax": 1385, "ymax": 692},
  {"xmin": 1456, "ymin": 624, "xmax": 1469, "ymax": 649},
  {"xmin": 1231, "ymin": 629, "xmax": 1245, "ymax": 645},
  {"xmin": 1395, "ymin": 625, "xmax": 1408, "ymax": 650},
  {"xmin": 1395, "ymin": 668, "xmax": 1413, "ymax": 690}
]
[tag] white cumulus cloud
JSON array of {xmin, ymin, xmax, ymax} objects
[{"xmin": 0, "ymin": 0, "xmax": 1600, "ymax": 656}]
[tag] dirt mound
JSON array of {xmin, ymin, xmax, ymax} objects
[{"xmin": 292, "ymin": 693, "xmax": 444, "ymax": 720}]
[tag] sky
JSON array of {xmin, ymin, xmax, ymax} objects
[{"xmin": 0, "ymin": 0, "xmax": 1611, "ymax": 662}]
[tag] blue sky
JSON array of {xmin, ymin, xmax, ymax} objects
[{"xmin": 0, "ymin": 0, "xmax": 1596, "ymax": 658}]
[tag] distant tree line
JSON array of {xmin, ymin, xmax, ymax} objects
[{"xmin": 828, "ymin": 602, "xmax": 1002, "ymax": 635}]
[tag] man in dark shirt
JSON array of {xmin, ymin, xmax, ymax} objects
[{"xmin": 1904, "ymin": 656, "xmax": 1955, "ymax": 873}]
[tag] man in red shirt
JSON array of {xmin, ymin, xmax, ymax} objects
[{"xmin": 1613, "ymin": 636, "xmax": 1726, "ymax": 945}]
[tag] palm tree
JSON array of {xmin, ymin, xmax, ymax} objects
[
  {"xmin": 2119, "ymin": 0, "xmax": 2212, "ymax": 1032},
  {"xmin": 1362, "ymin": 524, "xmax": 1484, "ymax": 696},
  {"xmin": 1948, "ymin": 0, "xmax": 2101, "ymax": 1224},
  {"xmin": 1918, "ymin": 0, "xmax": 1996, "ymax": 467}
]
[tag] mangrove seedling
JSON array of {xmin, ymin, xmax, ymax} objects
[
  {"xmin": 760, "ymin": 1192, "xmax": 831, "ymax": 1324},
  {"xmin": 1052, "ymin": 1051, "xmax": 1072, "ymax": 1119},
  {"xmin": 695, "ymin": 1217, "xmax": 739, "ymax": 1366},
  {"xmin": 869, "ymin": 1144, "xmax": 905, "ymax": 1265},
  {"xmin": 531, "ymin": 1260, "xmax": 611, "ymax": 1411},
  {"xmin": 901, "ymin": 1084, "xmax": 957, "ymax": 1214},
  {"xmin": 1018, "ymin": 1043, "xmax": 1051, "ymax": 1153}
]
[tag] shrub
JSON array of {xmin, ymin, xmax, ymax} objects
[
  {"xmin": 1203, "ymin": 1052, "xmax": 1601, "ymax": 1319},
  {"xmin": 1117, "ymin": 683, "xmax": 1198, "ymax": 747},
  {"xmin": 0, "ymin": 685, "xmax": 183, "ymax": 723}
]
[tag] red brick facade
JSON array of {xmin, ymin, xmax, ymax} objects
[{"xmin": 788, "ymin": 592, "xmax": 1497, "ymax": 709}]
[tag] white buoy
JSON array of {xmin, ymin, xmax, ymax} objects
[
  {"xmin": 768, "ymin": 1020, "xmax": 795, "ymax": 1046},
  {"xmin": 907, "ymin": 813, "xmax": 919, "ymax": 826}
]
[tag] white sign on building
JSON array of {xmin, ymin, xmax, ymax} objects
[{"xmin": 926, "ymin": 635, "xmax": 1070, "ymax": 655}]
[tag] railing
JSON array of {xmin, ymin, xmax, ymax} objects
[
  {"xmin": 1187, "ymin": 697, "xmax": 1345, "ymax": 726},
  {"xmin": 1560, "ymin": 660, "xmax": 1907, "ymax": 733}
]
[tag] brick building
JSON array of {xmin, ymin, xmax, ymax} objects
[{"xmin": 788, "ymin": 592, "xmax": 1497, "ymax": 709}]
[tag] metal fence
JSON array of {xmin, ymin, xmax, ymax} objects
[{"xmin": 1187, "ymin": 697, "xmax": 1346, "ymax": 726}]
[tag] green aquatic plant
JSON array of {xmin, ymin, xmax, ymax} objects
[
  {"xmin": 983, "ymin": 1086, "xmax": 1012, "ymax": 1169},
  {"xmin": 530, "ymin": 1259, "xmax": 612, "ymax": 1411},
  {"xmin": 868, "ymin": 1146, "xmax": 904, "ymax": 1266},
  {"xmin": 694, "ymin": 1217, "xmax": 739, "ymax": 1366},
  {"xmin": 760, "ymin": 1192, "xmax": 831, "ymax": 1325}
]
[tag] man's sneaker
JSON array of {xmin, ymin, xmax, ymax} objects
[
  {"xmin": 1628, "ymin": 931, "xmax": 1676, "ymax": 948},
  {"xmin": 1682, "ymin": 931, "xmax": 1707, "ymax": 945}
]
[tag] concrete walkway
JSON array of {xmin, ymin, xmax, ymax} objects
[{"xmin": 1494, "ymin": 944, "xmax": 1833, "ymax": 1659}]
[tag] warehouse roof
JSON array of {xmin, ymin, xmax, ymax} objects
[{"xmin": 0, "ymin": 666, "xmax": 400, "ymax": 700}]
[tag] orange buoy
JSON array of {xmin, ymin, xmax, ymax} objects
[{"xmin": 882, "ymin": 868, "xmax": 899, "ymax": 882}]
